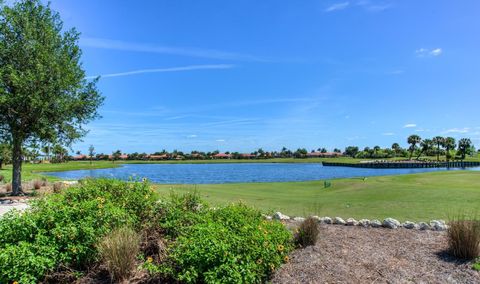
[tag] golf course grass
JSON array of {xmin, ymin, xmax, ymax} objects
[
  {"xmin": 1, "ymin": 160, "xmax": 479, "ymax": 221},
  {"xmin": 154, "ymin": 170, "xmax": 480, "ymax": 221}
]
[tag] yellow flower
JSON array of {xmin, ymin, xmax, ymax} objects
[
  {"xmin": 98, "ymin": 204, "xmax": 103, "ymax": 209},
  {"xmin": 270, "ymin": 264, "xmax": 275, "ymax": 271},
  {"xmin": 277, "ymin": 244, "xmax": 284, "ymax": 252},
  {"xmin": 147, "ymin": 256, "xmax": 153, "ymax": 263},
  {"xmin": 284, "ymin": 255, "xmax": 289, "ymax": 263},
  {"xmin": 13, "ymin": 281, "xmax": 19, "ymax": 284},
  {"xmin": 256, "ymin": 259, "xmax": 263, "ymax": 265}
]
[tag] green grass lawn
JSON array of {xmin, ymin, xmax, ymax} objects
[
  {"xmin": 1, "ymin": 160, "xmax": 479, "ymax": 222},
  {"xmin": 154, "ymin": 170, "xmax": 480, "ymax": 221}
]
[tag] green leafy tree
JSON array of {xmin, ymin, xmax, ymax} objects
[
  {"xmin": 344, "ymin": 146, "xmax": 359, "ymax": 157},
  {"xmin": 41, "ymin": 144, "xmax": 51, "ymax": 162},
  {"xmin": 416, "ymin": 139, "xmax": 433, "ymax": 159},
  {"xmin": 407, "ymin": 135, "xmax": 421, "ymax": 160},
  {"xmin": 0, "ymin": 142, "xmax": 11, "ymax": 169},
  {"xmin": 443, "ymin": 137, "xmax": 456, "ymax": 162},
  {"xmin": 0, "ymin": 0, "xmax": 103, "ymax": 195},
  {"xmin": 112, "ymin": 150, "xmax": 121, "ymax": 163},
  {"xmin": 432, "ymin": 136, "xmax": 444, "ymax": 161},
  {"xmin": 88, "ymin": 144, "xmax": 95, "ymax": 164},
  {"xmin": 457, "ymin": 138, "xmax": 472, "ymax": 160}
]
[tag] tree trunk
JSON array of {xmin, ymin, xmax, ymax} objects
[
  {"xmin": 0, "ymin": 159, "xmax": 3, "ymax": 170},
  {"xmin": 11, "ymin": 137, "xmax": 23, "ymax": 196}
]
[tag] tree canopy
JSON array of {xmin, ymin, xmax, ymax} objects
[{"xmin": 0, "ymin": 0, "xmax": 104, "ymax": 194}]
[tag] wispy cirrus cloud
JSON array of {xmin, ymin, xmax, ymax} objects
[
  {"xmin": 325, "ymin": 2, "xmax": 350, "ymax": 12},
  {"xmin": 403, "ymin": 123, "xmax": 417, "ymax": 128},
  {"xmin": 86, "ymin": 64, "xmax": 234, "ymax": 79},
  {"xmin": 415, "ymin": 48, "xmax": 442, "ymax": 57},
  {"xmin": 81, "ymin": 37, "xmax": 267, "ymax": 62},
  {"xmin": 382, "ymin": 132, "xmax": 395, "ymax": 136},
  {"xmin": 443, "ymin": 127, "xmax": 470, "ymax": 134}
]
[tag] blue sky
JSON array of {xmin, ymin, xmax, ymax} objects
[{"xmin": 43, "ymin": 0, "xmax": 480, "ymax": 153}]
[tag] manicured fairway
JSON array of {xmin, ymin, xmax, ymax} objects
[{"xmin": 154, "ymin": 170, "xmax": 480, "ymax": 221}]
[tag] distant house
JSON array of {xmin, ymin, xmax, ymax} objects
[
  {"xmin": 108, "ymin": 154, "xmax": 129, "ymax": 160},
  {"xmin": 72, "ymin": 154, "xmax": 87, "ymax": 160},
  {"xmin": 239, "ymin": 153, "xmax": 255, "ymax": 159},
  {"xmin": 148, "ymin": 154, "xmax": 169, "ymax": 160},
  {"xmin": 306, "ymin": 152, "xmax": 342, "ymax": 158},
  {"xmin": 190, "ymin": 153, "xmax": 205, "ymax": 159},
  {"xmin": 213, "ymin": 153, "xmax": 231, "ymax": 159}
]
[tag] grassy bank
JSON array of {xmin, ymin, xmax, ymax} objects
[{"xmin": 154, "ymin": 170, "xmax": 480, "ymax": 221}]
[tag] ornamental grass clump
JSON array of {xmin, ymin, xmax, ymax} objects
[
  {"xmin": 33, "ymin": 179, "xmax": 42, "ymax": 190},
  {"xmin": 447, "ymin": 215, "xmax": 480, "ymax": 260},
  {"xmin": 98, "ymin": 227, "xmax": 141, "ymax": 282},
  {"xmin": 294, "ymin": 216, "xmax": 320, "ymax": 248}
]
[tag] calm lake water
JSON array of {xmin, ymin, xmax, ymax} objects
[{"xmin": 42, "ymin": 163, "xmax": 478, "ymax": 184}]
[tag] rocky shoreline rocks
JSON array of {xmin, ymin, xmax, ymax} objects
[{"xmin": 270, "ymin": 212, "xmax": 448, "ymax": 231}]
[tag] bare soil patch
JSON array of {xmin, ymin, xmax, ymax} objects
[{"xmin": 272, "ymin": 225, "xmax": 479, "ymax": 283}]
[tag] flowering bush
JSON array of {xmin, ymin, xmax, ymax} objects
[{"xmin": 0, "ymin": 179, "xmax": 157, "ymax": 284}]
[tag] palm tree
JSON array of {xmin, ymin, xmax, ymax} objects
[
  {"xmin": 432, "ymin": 136, "xmax": 444, "ymax": 161},
  {"xmin": 42, "ymin": 144, "xmax": 51, "ymax": 162},
  {"xmin": 457, "ymin": 138, "xmax": 472, "ymax": 160},
  {"xmin": 416, "ymin": 139, "xmax": 433, "ymax": 160},
  {"xmin": 407, "ymin": 135, "xmax": 421, "ymax": 160},
  {"xmin": 443, "ymin": 137, "xmax": 456, "ymax": 162}
]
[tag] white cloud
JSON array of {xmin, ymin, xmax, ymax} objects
[
  {"xmin": 81, "ymin": 37, "xmax": 266, "ymax": 61},
  {"xmin": 187, "ymin": 134, "xmax": 198, "ymax": 138},
  {"xmin": 216, "ymin": 139, "xmax": 226, "ymax": 142},
  {"xmin": 382, "ymin": 132, "xmax": 395, "ymax": 136},
  {"xmin": 325, "ymin": 2, "xmax": 350, "ymax": 12},
  {"xmin": 403, "ymin": 124, "xmax": 417, "ymax": 128},
  {"xmin": 415, "ymin": 48, "xmax": 443, "ymax": 57},
  {"xmin": 443, "ymin": 128, "xmax": 470, "ymax": 134},
  {"xmin": 86, "ymin": 64, "xmax": 234, "ymax": 79},
  {"xmin": 430, "ymin": 48, "xmax": 442, "ymax": 56}
]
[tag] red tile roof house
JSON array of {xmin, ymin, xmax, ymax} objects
[
  {"xmin": 108, "ymin": 154, "xmax": 129, "ymax": 160},
  {"xmin": 239, "ymin": 153, "xmax": 255, "ymax": 159},
  {"xmin": 213, "ymin": 153, "xmax": 232, "ymax": 159},
  {"xmin": 148, "ymin": 154, "xmax": 169, "ymax": 160},
  {"xmin": 306, "ymin": 152, "xmax": 343, "ymax": 158},
  {"xmin": 72, "ymin": 154, "xmax": 87, "ymax": 160}
]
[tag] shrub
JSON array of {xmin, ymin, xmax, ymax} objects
[
  {"xmin": 33, "ymin": 180, "xmax": 42, "ymax": 190},
  {"xmin": 155, "ymin": 198, "xmax": 293, "ymax": 283},
  {"xmin": 294, "ymin": 217, "xmax": 319, "ymax": 247},
  {"xmin": 447, "ymin": 216, "xmax": 480, "ymax": 260},
  {"xmin": 473, "ymin": 261, "xmax": 480, "ymax": 271},
  {"xmin": 52, "ymin": 182, "xmax": 63, "ymax": 193},
  {"xmin": 0, "ymin": 179, "xmax": 157, "ymax": 284},
  {"xmin": 98, "ymin": 227, "xmax": 140, "ymax": 281}
]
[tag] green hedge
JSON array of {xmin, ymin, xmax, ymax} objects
[{"xmin": 0, "ymin": 179, "xmax": 157, "ymax": 283}]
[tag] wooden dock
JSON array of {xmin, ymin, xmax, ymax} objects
[{"xmin": 322, "ymin": 161, "xmax": 480, "ymax": 169}]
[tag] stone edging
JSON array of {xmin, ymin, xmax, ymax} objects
[{"xmin": 266, "ymin": 212, "xmax": 448, "ymax": 231}]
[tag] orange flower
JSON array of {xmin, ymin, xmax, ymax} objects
[
  {"xmin": 13, "ymin": 281, "xmax": 19, "ymax": 284},
  {"xmin": 284, "ymin": 255, "xmax": 289, "ymax": 263}
]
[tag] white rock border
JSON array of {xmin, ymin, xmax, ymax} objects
[{"xmin": 267, "ymin": 213, "xmax": 448, "ymax": 231}]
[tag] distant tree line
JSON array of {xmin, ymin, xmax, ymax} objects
[
  {"xmin": 343, "ymin": 135, "xmax": 476, "ymax": 161},
  {"xmin": 0, "ymin": 135, "xmax": 476, "ymax": 166}
]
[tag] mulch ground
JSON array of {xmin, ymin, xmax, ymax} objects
[{"xmin": 272, "ymin": 224, "xmax": 480, "ymax": 284}]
